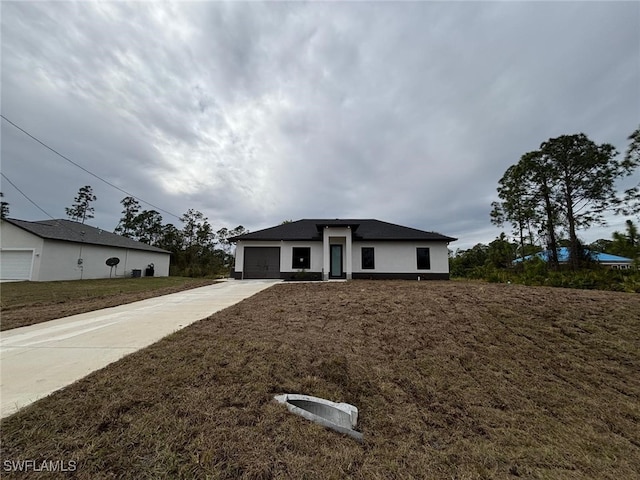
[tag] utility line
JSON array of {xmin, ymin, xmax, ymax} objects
[
  {"xmin": 0, "ymin": 172, "xmax": 82, "ymax": 237},
  {"xmin": 1, "ymin": 172, "xmax": 58, "ymax": 221},
  {"xmin": 1, "ymin": 114, "xmax": 181, "ymax": 221}
]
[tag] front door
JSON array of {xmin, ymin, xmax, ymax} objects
[{"xmin": 330, "ymin": 244, "xmax": 343, "ymax": 278}]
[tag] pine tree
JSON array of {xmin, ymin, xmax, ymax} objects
[
  {"xmin": 65, "ymin": 185, "xmax": 97, "ymax": 224},
  {"xmin": 0, "ymin": 192, "xmax": 9, "ymax": 219},
  {"xmin": 114, "ymin": 196, "xmax": 141, "ymax": 238}
]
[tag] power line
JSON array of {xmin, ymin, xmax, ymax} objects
[
  {"xmin": 1, "ymin": 114, "xmax": 182, "ymax": 221},
  {"xmin": 0, "ymin": 172, "xmax": 83, "ymax": 238},
  {"xmin": 1, "ymin": 172, "xmax": 58, "ymax": 221}
]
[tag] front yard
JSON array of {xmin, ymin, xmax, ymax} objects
[
  {"xmin": 0, "ymin": 277, "xmax": 218, "ymax": 330},
  {"xmin": 1, "ymin": 281, "xmax": 639, "ymax": 479}
]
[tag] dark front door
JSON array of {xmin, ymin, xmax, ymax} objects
[{"xmin": 329, "ymin": 244, "xmax": 344, "ymax": 278}]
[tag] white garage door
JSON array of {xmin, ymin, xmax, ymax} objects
[{"xmin": 0, "ymin": 250, "xmax": 33, "ymax": 280}]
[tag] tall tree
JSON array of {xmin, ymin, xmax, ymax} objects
[
  {"xmin": 492, "ymin": 151, "xmax": 560, "ymax": 268},
  {"xmin": 216, "ymin": 225, "xmax": 248, "ymax": 254},
  {"xmin": 114, "ymin": 196, "xmax": 141, "ymax": 238},
  {"xmin": 619, "ymin": 126, "xmax": 640, "ymax": 216},
  {"xmin": 487, "ymin": 233, "xmax": 518, "ymax": 269},
  {"xmin": 539, "ymin": 133, "xmax": 625, "ymax": 268},
  {"xmin": 493, "ymin": 132, "xmax": 638, "ymax": 270},
  {"xmin": 180, "ymin": 210, "xmax": 216, "ymax": 250},
  {"xmin": 0, "ymin": 192, "xmax": 9, "ymax": 219},
  {"xmin": 133, "ymin": 210, "xmax": 164, "ymax": 245},
  {"xmin": 181, "ymin": 209, "xmax": 206, "ymax": 248},
  {"xmin": 611, "ymin": 219, "xmax": 640, "ymax": 259},
  {"xmin": 521, "ymin": 150, "xmax": 561, "ymax": 269},
  {"xmin": 180, "ymin": 209, "xmax": 216, "ymax": 273},
  {"xmin": 156, "ymin": 223, "xmax": 184, "ymax": 253},
  {"xmin": 195, "ymin": 218, "xmax": 214, "ymax": 254},
  {"xmin": 491, "ymin": 161, "xmax": 539, "ymax": 259},
  {"xmin": 589, "ymin": 238, "xmax": 613, "ymax": 254},
  {"xmin": 65, "ymin": 185, "xmax": 97, "ymax": 224}
]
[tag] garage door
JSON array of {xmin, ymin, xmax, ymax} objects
[
  {"xmin": 243, "ymin": 247, "xmax": 281, "ymax": 279},
  {"xmin": 0, "ymin": 250, "xmax": 33, "ymax": 280}
]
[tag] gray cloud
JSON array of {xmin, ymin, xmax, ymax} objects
[{"xmin": 2, "ymin": 1, "xmax": 638, "ymax": 250}]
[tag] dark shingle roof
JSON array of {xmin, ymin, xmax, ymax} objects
[
  {"xmin": 230, "ymin": 219, "xmax": 457, "ymax": 242},
  {"xmin": 3, "ymin": 218, "xmax": 170, "ymax": 254}
]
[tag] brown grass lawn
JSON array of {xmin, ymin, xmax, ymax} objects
[
  {"xmin": 1, "ymin": 281, "xmax": 639, "ymax": 479},
  {"xmin": 0, "ymin": 277, "xmax": 218, "ymax": 331}
]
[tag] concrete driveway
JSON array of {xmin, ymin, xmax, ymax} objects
[{"xmin": 0, "ymin": 279, "xmax": 280, "ymax": 418}]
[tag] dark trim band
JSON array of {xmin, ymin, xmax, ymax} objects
[
  {"xmin": 233, "ymin": 271, "xmax": 450, "ymax": 280},
  {"xmin": 352, "ymin": 272, "xmax": 450, "ymax": 280},
  {"xmin": 232, "ymin": 271, "xmax": 323, "ymax": 281}
]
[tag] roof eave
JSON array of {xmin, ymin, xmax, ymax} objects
[{"xmin": 233, "ymin": 236, "xmax": 457, "ymax": 243}]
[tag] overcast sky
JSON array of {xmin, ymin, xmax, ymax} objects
[{"xmin": 2, "ymin": 1, "xmax": 639, "ymax": 250}]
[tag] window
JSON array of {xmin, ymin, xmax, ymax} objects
[
  {"xmin": 417, "ymin": 248, "xmax": 431, "ymax": 270},
  {"xmin": 292, "ymin": 247, "xmax": 311, "ymax": 269},
  {"xmin": 362, "ymin": 247, "xmax": 375, "ymax": 269}
]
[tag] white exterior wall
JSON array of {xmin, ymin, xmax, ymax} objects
[
  {"xmin": 0, "ymin": 222, "xmax": 44, "ymax": 280},
  {"xmin": 352, "ymin": 241, "xmax": 450, "ymax": 274},
  {"xmin": 38, "ymin": 240, "xmax": 170, "ymax": 281},
  {"xmin": 234, "ymin": 240, "xmax": 323, "ymax": 274},
  {"xmin": 281, "ymin": 241, "xmax": 323, "ymax": 272},
  {"xmin": 233, "ymin": 237, "xmax": 451, "ymax": 279},
  {"xmin": 1, "ymin": 221, "xmax": 169, "ymax": 281}
]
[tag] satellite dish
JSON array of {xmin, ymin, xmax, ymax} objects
[{"xmin": 106, "ymin": 257, "xmax": 120, "ymax": 267}]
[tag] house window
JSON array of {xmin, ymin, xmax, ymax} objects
[
  {"xmin": 292, "ymin": 247, "xmax": 311, "ymax": 269},
  {"xmin": 417, "ymin": 248, "xmax": 431, "ymax": 270},
  {"xmin": 362, "ymin": 247, "xmax": 375, "ymax": 269}
]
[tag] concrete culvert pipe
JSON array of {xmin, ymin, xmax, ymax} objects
[{"xmin": 274, "ymin": 393, "xmax": 363, "ymax": 442}]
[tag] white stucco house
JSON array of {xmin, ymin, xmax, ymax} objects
[
  {"xmin": 230, "ymin": 219, "xmax": 457, "ymax": 280},
  {"xmin": 0, "ymin": 218, "xmax": 170, "ymax": 281}
]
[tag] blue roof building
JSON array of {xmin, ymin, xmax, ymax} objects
[{"xmin": 514, "ymin": 247, "xmax": 634, "ymax": 269}]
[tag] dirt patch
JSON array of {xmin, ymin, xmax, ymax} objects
[{"xmin": 1, "ymin": 281, "xmax": 639, "ymax": 479}]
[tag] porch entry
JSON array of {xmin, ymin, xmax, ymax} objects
[{"xmin": 329, "ymin": 244, "xmax": 344, "ymax": 279}]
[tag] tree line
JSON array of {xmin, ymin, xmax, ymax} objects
[
  {"xmin": 451, "ymin": 219, "xmax": 640, "ymax": 279},
  {"xmin": 490, "ymin": 127, "xmax": 639, "ymax": 270},
  {"xmin": 450, "ymin": 126, "xmax": 640, "ymax": 291},
  {"xmin": 449, "ymin": 220, "xmax": 639, "ymax": 292},
  {"xmin": 111, "ymin": 196, "xmax": 247, "ymax": 277}
]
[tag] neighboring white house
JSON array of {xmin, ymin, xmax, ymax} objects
[
  {"xmin": 230, "ymin": 219, "xmax": 457, "ymax": 280},
  {"xmin": 0, "ymin": 218, "xmax": 171, "ymax": 281}
]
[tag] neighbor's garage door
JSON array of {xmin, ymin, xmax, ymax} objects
[
  {"xmin": 0, "ymin": 250, "xmax": 33, "ymax": 280},
  {"xmin": 243, "ymin": 247, "xmax": 281, "ymax": 279}
]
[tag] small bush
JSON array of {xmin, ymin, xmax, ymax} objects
[{"xmin": 288, "ymin": 270, "xmax": 321, "ymax": 281}]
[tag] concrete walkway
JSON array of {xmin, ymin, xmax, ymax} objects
[{"xmin": 0, "ymin": 279, "xmax": 280, "ymax": 418}]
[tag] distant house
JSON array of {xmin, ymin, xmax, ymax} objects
[
  {"xmin": 514, "ymin": 247, "xmax": 634, "ymax": 270},
  {"xmin": 230, "ymin": 219, "xmax": 457, "ymax": 280},
  {"xmin": 0, "ymin": 218, "xmax": 170, "ymax": 281}
]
